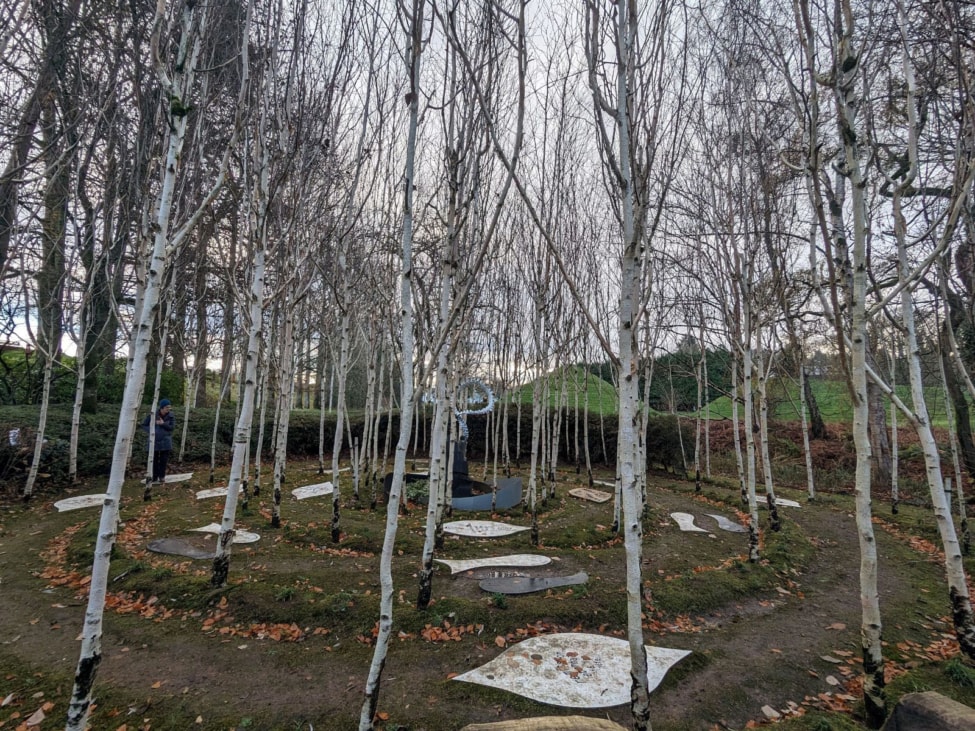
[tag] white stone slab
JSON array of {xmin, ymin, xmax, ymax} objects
[
  {"xmin": 453, "ymin": 632, "xmax": 690, "ymax": 708},
  {"xmin": 568, "ymin": 487, "xmax": 613, "ymax": 504},
  {"xmin": 434, "ymin": 554, "xmax": 552, "ymax": 574},
  {"xmin": 164, "ymin": 472, "xmax": 193, "ymax": 483},
  {"xmin": 190, "ymin": 523, "xmax": 260, "ymax": 544},
  {"xmin": 195, "ymin": 486, "xmax": 243, "ymax": 500},
  {"xmin": 291, "ymin": 482, "xmax": 334, "ymax": 500},
  {"xmin": 776, "ymin": 498, "xmax": 802, "ymax": 508},
  {"xmin": 54, "ymin": 494, "xmax": 108, "ymax": 512},
  {"xmin": 705, "ymin": 514, "xmax": 747, "ymax": 533},
  {"xmin": 442, "ymin": 520, "xmax": 529, "ymax": 538},
  {"xmin": 669, "ymin": 512, "xmax": 708, "ymax": 533}
]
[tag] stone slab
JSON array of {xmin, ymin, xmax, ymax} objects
[
  {"xmin": 776, "ymin": 498, "xmax": 802, "ymax": 508},
  {"xmin": 479, "ymin": 571, "xmax": 588, "ymax": 595},
  {"xmin": 195, "ymin": 486, "xmax": 243, "ymax": 500},
  {"xmin": 452, "ymin": 477, "xmax": 522, "ymax": 511},
  {"xmin": 453, "ymin": 632, "xmax": 691, "ymax": 708},
  {"xmin": 568, "ymin": 488, "xmax": 613, "ymax": 503},
  {"xmin": 292, "ymin": 482, "xmax": 334, "ymax": 500},
  {"xmin": 54, "ymin": 494, "xmax": 108, "ymax": 512},
  {"xmin": 164, "ymin": 473, "xmax": 193, "ymax": 483},
  {"xmin": 669, "ymin": 512, "xmax": 708, "ymax": 533},
  {"xmin": 190, "ymin": 523, "xmax": 260, "ymax": 543},
  {"xmin": 434, "ymin": 554, "xmax": 552, "ymax": 574},
  {"xmin": 462, "ymin": 718, "xmax": 627, "ymax": 731},
  {"xmin": 147, "ymin": 536, "xmax": 215, "ymax": 560},
  {"xmin": 705, "ymin": 514, "xmax": 747, "ymax": 533},
  {"xmin": 881, "ymin": 691, "xmax": 975, "ymax": 731},
  {"xmin": 443, "ymin": 520, "xmax": 529, "ymax": 538}
]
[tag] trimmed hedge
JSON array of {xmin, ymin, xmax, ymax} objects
[{"xmin": 0, "ymin": 403, "xmax": 691, "ymax": 490}]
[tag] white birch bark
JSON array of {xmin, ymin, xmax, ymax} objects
[
  {"xmin": 604, "ymin": 1, "xmax": 651, "ymax": 723},
  {"xmin": 730, "ymin": 351, "xmax": 746, "ymax": 503},
  {"xmin": 329, "ymin": 284, "xmax": 352, "ymax": 540},
  {"xmin": 834, "ymin": 3, "xmax": 885, "ymax": 718},
  {"xmin": 889, "ymin": 351, "xmax": 899, "ymax": 513},
  {"xmin": 143, "ymin": 291, "xmax": 173, "ymax": 501},
  {"xmin": 887, "ymin": 1, "xmax": 975, "ymax": 657},
  {"xmin": 359, "ymin": 2, "xmax": 422, "ymax": 723},
  {"xmin": 212, "ymin": 247, "xmax": 264, "ymax": 586},
  {"xmin": 755, "ymin": 337, "xmax": 780, "ymax": 531},
  {"xmin": 739, "ymin": 258, "xmax": 760, "ymax": 561},
  {"xmin": 799, "ymin": 364, "xmax": 816, "ymax": 500},
  {"xmin": 66, "ymin": 3, "xmax": 214, "ymax": 724},
  {"xmin": 270, "ymin": 296, "xmax": 296, "ymax": 529},
  {"xmin": 21, "ymin": 346, "xmax": 54, "ymax": 500}
]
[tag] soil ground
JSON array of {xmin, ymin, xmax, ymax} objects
[{"xmin": 1, "ymin": 425, "xmax": 975, "ymax": 730}]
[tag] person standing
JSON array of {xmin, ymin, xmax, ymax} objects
[{"xmin": 141, "ymin": 399, "xmax": 175, "ymax": 483}]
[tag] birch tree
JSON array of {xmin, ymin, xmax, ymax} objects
[
  {"xmin": 359, "ymin": 0, "xmax": 426, "ymax": 724},
  {"xmin": 65, "ymin": 1, "xmax": 247, "ymax": 725}
]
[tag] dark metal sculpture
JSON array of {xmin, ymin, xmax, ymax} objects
[{"xmin": 385, "ymin": 378, "xmax": 522, "ymax": 510}]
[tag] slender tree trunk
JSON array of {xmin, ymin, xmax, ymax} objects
[
  {"xmin": 212, "ymin": 246, "xmax": 264, "ymax": 586},
  {"xmin": 66, "ymin": 4, "xmax": 208, "ymax": 723},
  {"xmin": 799, "ymin": 365, "xmax": 816, "ymax": 500},
  {"xmin": 755, "ymin": 341, "xmax": 780, "ymax": 531},
  {"xmin": 834, "ymin": 5, "xmax": 886, "ymax": 719},
  {"xmin": 360, "ymin": 5, "xmax": 421, "ymax": 723},
  {"xmin": 271, "ymin": 298, "xmax": 296, "ymax": 529}
]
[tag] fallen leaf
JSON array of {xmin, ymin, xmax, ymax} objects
[
  {"xmin": 150, "ymin": 681, "xmax": 162, "ymax": 689},
  {"xmin": 826, "ymin": 623, "xmax": 846, "ymax": 631},
  {"xmin": 195, "ymin": 716, "xmax": 203, "ymax": 724},
  {"xmin": 375, "ymin": 711, "xmax": 389, "ymax": 721},
  {"xmin": 820, "ymin": 655, "xmax": 842, "ymax": 663},
  {"xmin": 26, "ymin": 707, "xmax": 45, "ymax": 726},
  {"xmin": 2, "ymin": 693, "xmax": 14, "ymax": 706},
  {"xmin": 494, "ymin": 636, "xmax": 506, "ymax": 647}
]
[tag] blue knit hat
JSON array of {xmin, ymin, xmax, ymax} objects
[{"xmin": 159, "ymin": 399, "xmax": 171, "ymax": 408}]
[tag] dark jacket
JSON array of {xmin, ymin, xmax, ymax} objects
[{"xmin": 140, "ymin": 409, "xmax": 175, "ymax": 451}]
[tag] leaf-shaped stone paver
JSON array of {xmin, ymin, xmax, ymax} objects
[
  {"xmin": 147, "ymin": 536, "xmax": 215, "ymax": 560},
  {"xmin": 568, "ymin": 488, "xmax": 613, "ymax": 503},
  {"xmin": 195, "ymin": 486, "xmax": 243, "ymax": 500},
  {"xmin": 669, "ymin": 512, "xmax": 708, "ymax": 533},
  {"xmin": 291, "ymin": 482, "xmax": 334, "ymax": 500},
  {"xmin": 705, "ymin": 514, "xmax": 747, "ymax": 533},
  {"xmin": 434, "ymin": 554, "xmax": 552, "ymax": 574},
  {"xmin": 479, "ymin": 571, "xmax": 588, "ymax": 595},
  {"xmin": 190, "ymin": 523, "xmax": 260, "ymax": 543},
  {"xmin": 442, "ymin": 520, "xmax": 529, "ymax": 538},
  {"xmin": 164, "ymin": 473, "xmax": 193, "ymax": 483},
  {"xmin": 53, "ymin": 494, "xmax": 108, "ymax": 512},
  {"xmin": 453, "ymin": 632, "xmax": 690, "ymax": 708}
]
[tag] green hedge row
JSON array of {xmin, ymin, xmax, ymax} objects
[{"xmin": 0, "ymin": 403, "xmax": 691, "ymax": 491}]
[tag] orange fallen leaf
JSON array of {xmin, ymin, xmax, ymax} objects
[{"xmin": 494, "ymin": 636, "xmax": 506, "ymax": 647}]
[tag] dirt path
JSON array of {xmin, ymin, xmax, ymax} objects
[{"xmin": 647, "ymin": 488, "xmax": 923, "ymax": 729}]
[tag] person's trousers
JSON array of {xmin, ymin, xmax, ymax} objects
[{"xmin": 152, "ymin": 450, "xmax": 172, "ymax": 482}]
